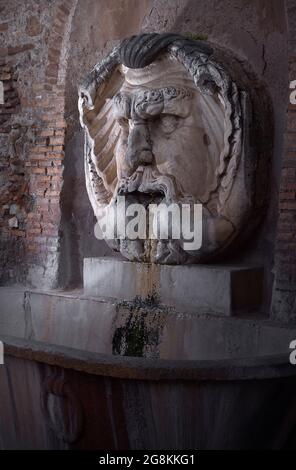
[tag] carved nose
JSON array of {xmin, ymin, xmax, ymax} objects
[{"xmin": 124, "ymin": 120, "xmax": 154, "ymax": 175}]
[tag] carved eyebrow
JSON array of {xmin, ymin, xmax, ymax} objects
[
  {"xmin": 136, "ymin": 87, "xmax": 192, "ymax": 103},
  {"xmin": 134, "ymin": 87, "xmax": 193, "ymax": 117},
  {"xmin": 162, "ymin": 88, "xmax": 193, "ymax": 117},
  {"xmin": 113, "ymin": 87, "xmax": 193, "ymax": 120},
  {"xmin": 162, "ymin": 86, "xmax": 192, "ymax": 100}
]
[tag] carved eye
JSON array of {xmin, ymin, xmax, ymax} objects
[{"xmin": 159, "ymin": 114, "xmax": 179, "ymax": 134}]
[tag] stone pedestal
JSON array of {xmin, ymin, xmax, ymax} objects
[{"xmin": 83, "ymin": 257, "xmax": 264, "ymax": 316}]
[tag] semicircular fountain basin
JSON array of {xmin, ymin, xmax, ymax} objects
[{"xmin": 0, "ymin": 287, "xmax": 296, "ymax": 450}]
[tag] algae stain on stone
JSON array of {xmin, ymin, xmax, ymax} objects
[
  {"xmin": 112, "ymin": 290, "xmax": 173, "ymax": 358},
  {"xmin": 113, "ymin": 317, "xmax": 148, "ymax": 357}
]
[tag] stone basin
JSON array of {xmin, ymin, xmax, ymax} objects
[
  {"xmin": 0, "ymin": 286, "xmax": 296, "ymax": 449},
  {"xmin": 0, "ymin": 286, "xmax": 295, "ymax": 360}
]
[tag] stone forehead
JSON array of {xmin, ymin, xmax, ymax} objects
[
  {"xmin": 120, "ymin": 53, "xmax": 196, "ymax": 89},
  {"xmin": 113, "ymin": 86, "xmax": 193, "ymax": 119}
]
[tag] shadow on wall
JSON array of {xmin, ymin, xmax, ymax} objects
[
  {"xmin": 59, "ymin": 0, "xmax": 153, "ymax": 289},
  {"xmin": 58, "ymin": 131, "xmax": 119, "ymax": 289}
]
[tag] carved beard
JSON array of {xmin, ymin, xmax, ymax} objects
[{"xmin": 106, "ymin": 165, "xmax": 194, "ymax": 264}]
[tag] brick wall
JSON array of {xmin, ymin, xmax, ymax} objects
[
  {"xmin": 272, "ymin": 0, "xmax": 296, "ymax": 322},
  {"xmin": 0, "ymin": 60, "xmax": 25, "ymax": 282},
  {"xmin": 0, "ymin": 0, "xmax": 77, "ymax": 287}
]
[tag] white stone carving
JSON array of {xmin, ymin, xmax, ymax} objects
[{"xmin": 79, "ymin": 33, "xmax": 271, "ymax": 264}]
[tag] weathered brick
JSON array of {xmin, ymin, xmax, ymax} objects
[
  {"xmin": 54, "ymin": 129, "xmax": 65, "ymax": 136},
  {"xmin": 279, "ymin": 191, "xmax": 296, "ymax": 200},
  {"xmin": 47, "ymin": 152, "xmax": 63, "ymax": 159},
  {"xmin": 10, "ymin": 229, "xmax": 26, "ymax": 237},
  {"xmin": 0, "ymin": 73, "xmax": 12, "ymax": 80},
  {"xmin": 46, "ymin": 167, "xmax": 62, "ymax": 175},
  {"xmin": 287, "ymin": 118, "xmax": 296, "ymax": 131},
  {"xmin": 38, "ymin": 161, "xmax": 54, "ymax": 167},
  {"xmin": 30, "ymin": 145, "xmax": 48, "ymax": 153},
  {"xmin": 283, "ymin": 182, "xmax": 296, "ymax": 191},
  {"xmin": 29, "ymin": 154, "xmax": 47, "ymax": 160},
  {"xmin": 0, "ymin": 22, "xmax": 8, "ymax": 32},
  {"xmin": 277, "ymin": 232, "xmax": 294, "ymax": 241},
  {"xmin": 282, "ymin": 158, "xmax": 296, "ymax": 168},
  {"xmin": 46, "ymin": 190, "xmax": 60, "ymax": 197},
  {"xmin": 37, "ymin": 176, "xmax": 52, "ymax": 182},
  {"xmin": 50, "ymin": 136, "xmax": 64, "ymax": 145},
  {"xmin": 27, "ymin": 228, "xmax": 42, "ymax": 235},
  {"xmin": 31, "ymin": 168, "xmax": 46, "ymax": 174},
  {"xmin": 33, "ymin": 236, "xmax": 47, "ymax": 244},
  {"xmin": 40, "ymin": 129, "xmax": 54, "ymax": 137},
  {"xmin": 50, "ymin": 175, "xmax": 63, "ymax": 182},
  {"xmin": 26, "ymin": 244, "xmax": 38, "ymax": 252},
  {"xmin": 46, "ymin": 64, "xmax": 59, "ymax": 77},
  {"xmin": 8, "ymin": 44, "xmax": 35, "ymax": 55},
  {"xmin": 282, "ymin": 168, "xmax": 296, "ymax": 177},
  {"xmin": 27, "ymin": 212, "xmax": 40, "ymax": 220}
]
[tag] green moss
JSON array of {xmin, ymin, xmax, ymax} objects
[
  {"xmin": 185, "ymin": 32, "xmax": 208, "ymax": 41},
  {"xmin": 112, "ymin": 310, "xmax": 153, "ymax": 357},
  {"xmin": 112, "ymin": 292, "xmax": 174, "ymax": 357}
]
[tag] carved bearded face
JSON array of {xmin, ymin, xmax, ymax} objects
[
  {"xmin": 79, "ymin": 34, "xmax": 263, "ymax": 264},
  {"xmin": 113, "ymin": 60, "xmax": 224, "ymax": 205}
]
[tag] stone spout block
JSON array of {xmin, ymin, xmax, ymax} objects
[{"xmin": 83, "ymin": 257, "xmax": 264, "ymax": 316}]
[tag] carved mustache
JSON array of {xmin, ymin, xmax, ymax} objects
[{"xmin": 117, "ymin": 165, "xmax": 180, "ymax": 202}]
